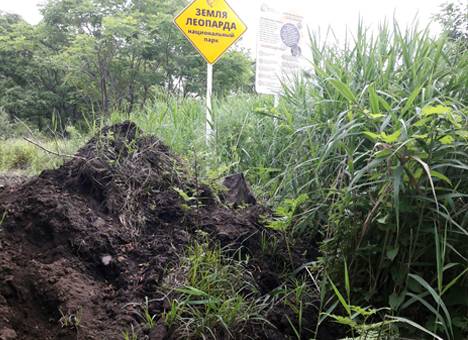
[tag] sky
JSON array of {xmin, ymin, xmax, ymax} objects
[
  {"xmin": 0, "ymin": 0, "xmax": 446, "ymax": 52},
  {"xmin": 232, "ymin": 0, "xmax": 445, "ymax": 54}
]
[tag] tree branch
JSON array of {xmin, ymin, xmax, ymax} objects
[{"xmin": 22, "ymin": 137, "xmax": 84, "ymax": 160}]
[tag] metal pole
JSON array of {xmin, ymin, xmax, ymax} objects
[
  {"xmin": 273, "ymin": 94, "xmax": 280, "ymax": 126},
  {"xmin": 206, "ymin": 63, "xmax": 213, "ymax": 145},
  {"xmin": 274, "ymin": 94, "xmax": 280, "ymax": 108}
]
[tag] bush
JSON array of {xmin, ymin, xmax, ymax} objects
[
  {"xmin": 266, "ymin": 22, "xmax": 468, "ymax": 339},
  {"xmin": 0, "ymin": 110, "xmax": 17, "ymax": 139}
]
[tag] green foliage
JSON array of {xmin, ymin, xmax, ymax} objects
[
  {"xmin": 319, "ymin": 262, "xmax": 447, "ymax": 340},
  {"xmin": 267, "ymin": 194, "xmax": 308, "ymax": 232},
  {"xmin": 58, "ymin": 308, "xmax": 82, "ymax": 329},
  {"xmin": 267, "ymin": 193, "xmax": 309, "ymax": 265},
  {"xmin": 0, "ymin": 110, "xmax": 13, "ymax": 139},
  {"xmin": 139, "ymin": 297, "xmax": 157, "ymax": 330},
  {"xmin": 213, "ymin": 50, "xmax": 255, "ymax": 95},
  {"xmin": 121, "ymin": 325, "xmax": 138, "ymax": 340},
  {"xmin": 434, "ymin": 1, "xmax": 468, "ymax": 47},
  {"xmin": 109, "ymin": 90, "xmax": 206, "ymax": 156},
  {"xmin": 0, "ymin": 13, "xmax": 79, "ymax": 128},
  {"xmin": 0, "ymin": 132, "xmax": 86, "ymax": 174},
  {"xmin": 162, "ymin": 240, "xmax": 270, "ymax": 339},
  {"xmin": 274, "ymin": 278, "xmax": 318, "ymax": 339},
  {"xmin": 265, "ymin": 22, "xmax": 468, "ymax": 339},
  {"xmin": 0, "ymin": 0, "xmax": 254, "ymax": 129}
]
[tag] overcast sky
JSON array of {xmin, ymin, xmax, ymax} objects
[{"xmin": 0, "ymin": 0, "xmax": 446, "ymax": 52}]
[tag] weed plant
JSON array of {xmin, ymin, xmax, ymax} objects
[
  {"xmin": 162, "ymin": 240, "xmax": 271, "ymax": 339},
  {"xmin": 266, "ymin": 22, "xmax": 468, "ymax": 339}
]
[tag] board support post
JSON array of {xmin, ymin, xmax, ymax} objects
[
  {"xmin": 273, "ymin": 94, "xmax": 280, "ymax": 125},
  {"xmin": 206, "ymin": 63, "xmax": 213, "ymax": 145},
  {"xmin": 274, "ymin": 94, "xmax": 280, "ymax": 108}
]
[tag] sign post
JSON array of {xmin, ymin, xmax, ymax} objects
[
  {"xmin": 174, "ymin": 0, "xmax": 247, "ymax": 145},
  {"xmin": 274, "ymin": 95, "xmax": 280, "ymax": 108},
  {"xmin": 206, "ymin": 63, "xmax": 213, "ymax": 143}
]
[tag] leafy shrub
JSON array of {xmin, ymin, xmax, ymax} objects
[{"xmin": 267, "ymin": 22, "xmax": 468, "ymax": 339}]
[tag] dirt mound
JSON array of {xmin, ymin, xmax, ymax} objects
[
  {"xmin": 0, "ymin": 175, "xmax": 26, "ymax": 194},
  {"xmin": 0, "ymin": 122, "xmax": 291, "ymax": 340}
]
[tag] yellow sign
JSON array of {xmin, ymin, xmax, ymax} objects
[{"xmin": 174, "ymin": 0, "xmax": 247, "ymax": 64}]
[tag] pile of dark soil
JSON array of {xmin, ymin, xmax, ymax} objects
[
  {"xmin": 0, "ymin": 175, "xmax": 25, "ymax": 194},
  {"xmin": 0, "ymin": 122, "xmax": 306, "ymax": 340}
]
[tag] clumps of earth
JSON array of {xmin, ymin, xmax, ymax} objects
[{"xmin": 0, "ymin": 122, "xmax": 321, "ymax": 340}]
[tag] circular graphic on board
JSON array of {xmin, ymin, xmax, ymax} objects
[
  {"xmin": 280, "ymin": 23, "xmax": 300, "ymax": 48},
  {"xmin": 291, "ymin": 45, "xmax": 302, "ymax": 57}
]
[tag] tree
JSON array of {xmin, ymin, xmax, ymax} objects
[
  {"xmin": 0, "ymin": 12, "xmax": 82, "ymax": 128},
  {"xmin": 41, "ymin": 0, "xmax": 254, "ymax": 105},
  {"xmin": 434, "ymin": 1, "xmax": 467, "ymax": 49},
  {"xmin": 0, "ymin": 0, "xmax": 255, "ymax": 128}
]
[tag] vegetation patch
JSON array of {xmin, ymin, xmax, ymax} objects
[{"xmin": 162, "ymin": 240, "xmax": 272, "ymax": 339}]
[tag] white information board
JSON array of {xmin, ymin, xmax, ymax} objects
[{"xmin": 255, "ymin": 4, "xmax": 305, "ymax": 95}]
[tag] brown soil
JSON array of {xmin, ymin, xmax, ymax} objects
[
  {"xmin": 0, "ymin": 175, "xmax": 26, "ymax": 194},
  {"xmin": 0, "ymin": 122, "xmax": 305, "ymax": 340}
]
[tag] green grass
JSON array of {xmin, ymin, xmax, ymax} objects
[
  {"xmin": 162, "ymin": 239, "xmax": 271, "ymax": 339},
  {"xmin": 0, "ymin": 137, "xmax": 83, "ymax": 174},
  {"xmin": 270, "ymin": 21, "xmax": 468, "ymax": 339}
]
